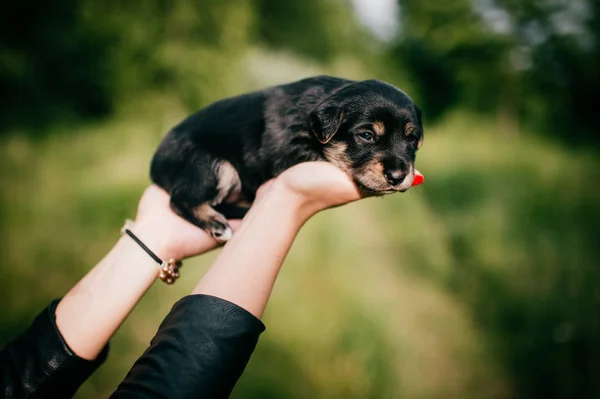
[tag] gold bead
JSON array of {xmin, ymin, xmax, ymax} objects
[{"xmin": 158, "ymin": 259, "xmax": 183, "ymax": 284}]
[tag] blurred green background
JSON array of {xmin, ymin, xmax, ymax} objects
[{"xmin": 1, "ymin": 0, "xmax": 599, "ymax": 398}]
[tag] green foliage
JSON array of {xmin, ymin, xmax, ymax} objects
[
  {"xmin": 392, "ymin": 0, "xmax": 600, "ymax": 141},
  {"xmin": 0, "ymin": 0, "xmax": 115, "ymax": 129},
  {"xmin": 390, "ymin": 0, "xmax": 513, "ymax": 118},
  {"xmin": 254, "ymin": 0, "xmax": 368, "ymax": 62},
  {"xmin": 1, "ymin": 1, "xmax": 599, "ymax": 398},
  {"xmin": 0, "ymin": 0, "xmax": 367, "ymax": 132},
  {"xmin": 415, "ymin": 115, "xmax": 600, "ymax": 398}
]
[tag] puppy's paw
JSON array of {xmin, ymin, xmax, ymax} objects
[
  {"xmin": 189, "ymin": 203, "xmax": 233, "ymax": 243},
  {"xmin": 210, "ymin": 219, "xmax": 233, "ymax": 243}
]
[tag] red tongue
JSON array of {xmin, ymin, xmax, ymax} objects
[{"xmin": 412, "ymin": 170, "xmax": 424, "ymax": 187}]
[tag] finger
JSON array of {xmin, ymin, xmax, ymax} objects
[
  {"xmin": 256, "ymin": 179, "xmax": 275, "ymax": 198},
  {"xmin": 412, "ymin": 169, "xmax": 424, "ymax": 187}
]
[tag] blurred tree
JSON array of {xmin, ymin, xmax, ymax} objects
[
  {"xmin": 80, "ymin": 0, "xmax": 255, "ymax": 110},
  {"xmin": 390, "ymin": 0, "xmax": 514, "ymax": 121},
  {"xmin": 494, "ymin": 0, "xmax": 600, "ymax": 140},
  {"xmin": 392, "ymin": 0, "xmax": 600, "ymax": 141},
  {"xmin": 0, "ymin": 0, "xmax": 115, "ymax": 131},
  {"xmin": 0, "ymin": 0, "xmax": 366, "ymax": 134},
  {"xmin": 253, "ymin": 0, "xmax": 365, "ymax": 62}
]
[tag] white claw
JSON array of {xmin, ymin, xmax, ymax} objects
[
  {"xmin": 213, "ymin": 226, "xmax": 233, "ymax": 243},
  {"xmin": 220, "ymin": 227, "xmax": 233, "ymax": 242}
]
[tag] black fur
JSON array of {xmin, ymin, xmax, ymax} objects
[{"xmin": 150, "ymin": 76, "xmax": 423, "ymax": 241}]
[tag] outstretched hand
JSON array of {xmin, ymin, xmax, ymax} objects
[
  {"xmin": 259, "ymin": 162, "xmax": 362, "ymax": 216},
  {"xmin": 258, "ymin": 161, "xmax": 423, "ymax": 217},
  {"xmin": 134, "ymin": 185, "xmax": 242, "ymax": 260}
]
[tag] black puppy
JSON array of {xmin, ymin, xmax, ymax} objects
[{"xmin": 150, "ymin": 76, "xmax": 423, "ymax": 242}]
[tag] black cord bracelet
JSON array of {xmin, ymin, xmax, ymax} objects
[
  {"xmin": 122, "ymin": 228, "xmax": 162, "ymax": 264},
  {"xmin": 121, "ymin": 219, "xmax": 182, "ymax": 284}
]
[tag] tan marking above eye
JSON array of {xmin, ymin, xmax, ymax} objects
[
  {"xmin": 405, "ymin": 123, "xmax": 415, "ymax": 136},
  {"xmin": 372, "ymin": 121, "xmax": 385, "ymax": 136}
]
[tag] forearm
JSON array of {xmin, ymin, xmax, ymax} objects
[
  {"xmin": 55, "ymin": 231, "xmax": 164, "ymax": 360},
  {"xmin": 53, "ymin": 184, "xmax": 232, "ymax": 361},
  {"xmin": 192, "ymin": 185, "xmax": 310, "ymax": 319}
]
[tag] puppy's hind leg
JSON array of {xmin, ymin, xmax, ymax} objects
[
  {"xmin": 170, "ymin": 159, "xmax": 243, "ymax": 243},
  {"xmin": 170, "ymin": 194, "xmax": 233, "ymax": 243}
]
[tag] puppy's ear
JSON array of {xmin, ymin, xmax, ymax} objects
[
  {"xmin": 414, "ymin": 105, "xmax": 424, "ymax": 149},
  {"xmin": 310, "ymin": 102, "xmax": 343, "ymax": 144}
]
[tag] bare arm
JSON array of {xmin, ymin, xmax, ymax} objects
[
  {"xmin": 193, "ymin": 162, "xmax": 362, "ymax": 318},
  {"xmin": 55, "ymin": 186, "xmax": 241, "ymax": 360},
  {"xmin": 53, "ymin": 162, "xmax": 360, "ymax": 361}
]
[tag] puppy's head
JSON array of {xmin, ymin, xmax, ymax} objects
[{"xmin": 310, "ymin": 79, "xmax": 424, "ymax": 194}]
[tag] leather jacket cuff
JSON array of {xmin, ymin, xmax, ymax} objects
[
  {"xmin": 39, "ymin": 298, "xmax": 110, "ymax": 394},
  {"xmin": 111, "ymin": 294, "xmax": 265, "ymax": 398},
  {"xmin": 48, "ymin": 298, "xmax": 111, "ymax": 364},
  {"xmin": 1, "ymin": 299, "xmax": 109, "ymax": 398}
]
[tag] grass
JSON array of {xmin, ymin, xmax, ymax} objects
[{"xmin": 0, "ymin": 96, "xmax": 598, "ymax": 398}]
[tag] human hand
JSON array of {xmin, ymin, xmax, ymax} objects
[
  {"xmin": 272, "ymin": 162, "xmax": 361, "ymax": 214},
  {"xmin": 133, "ymin": 185, "xmax": 241, "ymax": 260},
  {"xmin": 258, "ymin": 162, "xmax": 424, "ymax": 220}
]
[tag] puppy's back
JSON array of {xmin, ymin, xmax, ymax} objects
[
  {"xmin": 150, "ymin": 91, "xmax": 267, "ymax": 189},
  {"xmin": 150, "ymin": 75, "xmax": 353, "ymax": 192}
]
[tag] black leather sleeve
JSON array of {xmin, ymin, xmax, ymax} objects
[
  {"xmin": 110, "ymin": 294, "xmax": 266, "ymax": 399},
  {"xmin": 0, "ymin": 299, "xmax": 110, "ymax": 399}
]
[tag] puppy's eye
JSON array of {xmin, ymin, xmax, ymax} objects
[
  {"xmin": 406, "ymin": 134, "xmax": 419, "ymax": 144},
  {"xmin": 358, "ymin": 131, "xmax": 375, "ymax": 143}
]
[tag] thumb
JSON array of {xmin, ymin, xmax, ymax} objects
[{"xmin": 412, "ymin": 170, "xmax": 425, "ymax": 187}]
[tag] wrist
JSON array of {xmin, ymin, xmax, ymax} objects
[
  {"xmin": 127, "ymin": 220, "xmax": 176, "ymax": 261},
  {"xmin": 266, "ymin": 181, "xmax": 319, "ymax": 223}
]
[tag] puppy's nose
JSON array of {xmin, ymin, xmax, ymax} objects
[{"xmin": 384, "ymin": 169, "xmax": 406, "ymax": 186}]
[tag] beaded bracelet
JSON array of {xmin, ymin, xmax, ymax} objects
[{"xmin": 121, "ymin": 219, "xmax": 182, "ymax": 284}]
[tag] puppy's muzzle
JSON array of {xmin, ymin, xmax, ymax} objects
[
  {"xmin": 384, "ymin": 169, "xmax": 405, "ymax": 186},
  {"xmin": 384, "ymin": 166, "xmax": 414, "ymax": 192}
]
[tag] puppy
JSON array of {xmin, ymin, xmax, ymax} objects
[{"xmin": 150, "ymin": 76, "xmax": 424, "ymax": 242}]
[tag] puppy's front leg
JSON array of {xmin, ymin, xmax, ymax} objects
[
  {"xmin": 170, "ymin": 195, "xmax": 232, "ymax": 242},
  {"xmin": 191, "ymin": 203, "xmax": 232, "ymax": 242},
  {"xmin": 159, "ymin": 155, "xmax": 241, "ymax": 242},
  {"xmin": 214, "ymin": 202, "xmax": 251, "ymax": 220}
]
